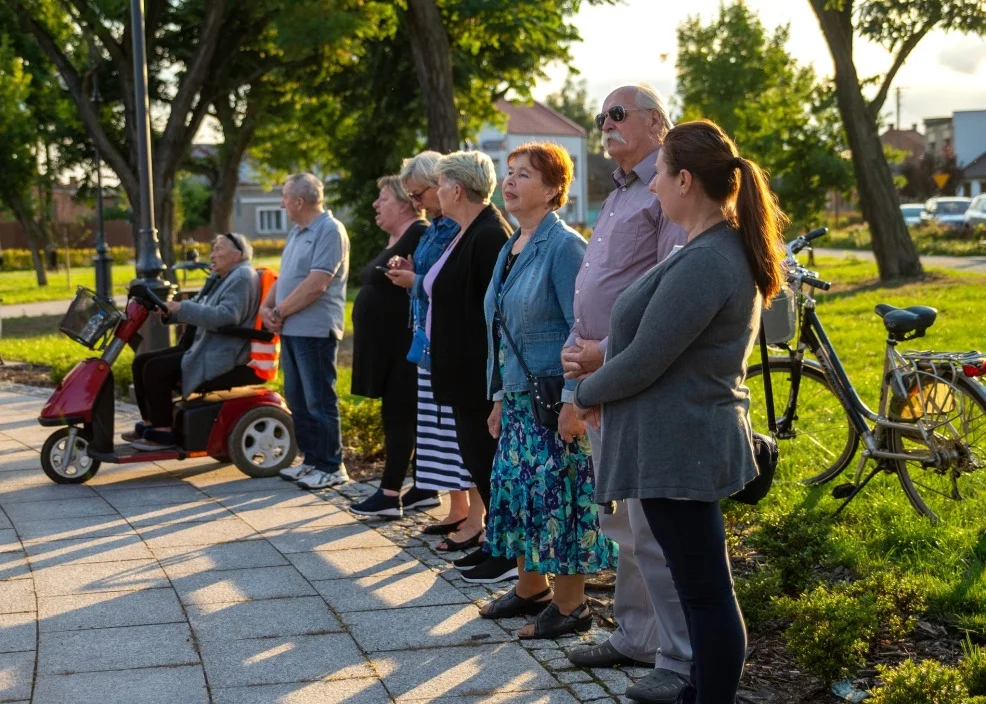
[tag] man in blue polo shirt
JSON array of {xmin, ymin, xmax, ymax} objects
[{"xmin": 261, "ymin": 173, "xmax": 350, "ymax": 489}]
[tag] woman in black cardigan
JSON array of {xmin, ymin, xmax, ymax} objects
[{"xmin": 423, "ymin": 150, "xmax": 516, "ymax": 583}]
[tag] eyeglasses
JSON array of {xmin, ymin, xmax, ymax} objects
[
  {"xmin": 595, "ymin": 105, "xmax": 643, "ymax": 130},
  {"xmin": 407, "ymin": 185, "xmax": 433, "ymax": 203},
  {"xmin": 223, "ymin": 232, "xmax": 244, "ymax": 253}
]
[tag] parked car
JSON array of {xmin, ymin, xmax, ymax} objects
[
  {"xmin": 920, "ymin": 197, "xmax": 972, "ymax": 229},
  {"xmin": 965, "ymin": 194, "xmax": 986, "ymax": 230},
  {"xmin": 900, "ymin": 203, "xmax": 925, "ymax": 227}
]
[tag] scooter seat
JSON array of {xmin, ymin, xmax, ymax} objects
[{"xmin": 181, "ymin": 386, "xmax": 269, "ymax": 406}]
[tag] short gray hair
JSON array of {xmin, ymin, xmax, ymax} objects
[
  {"xmin": 634, "ymin": 83, "xmax": 674, "ymax": 135},
  {"xmin": 436, "ymin": 151, "xmax": 497, "ymax": 204},
  {"xmin": 285, "ymin": 173, "xmax": 324, "ymax": 206},
  {"xmin": 399, "ymin": 151, "xmax": 443, "ymax": 189},
  {"xmin": 219, "ymin": 232, "xmax": 253, "ymax": 261}
]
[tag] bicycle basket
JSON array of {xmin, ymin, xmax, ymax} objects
[
  {"xmin": 762, "ymin": 285, "xmax": 796, "ymax": 345},
  {"xmin": 58, "ymin": 287, "xmax": 121, "ymax": 350}
]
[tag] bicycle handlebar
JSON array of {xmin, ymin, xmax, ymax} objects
[
  {"xmin": 788, "ymin": 227, "xmax": 829, "ymax": 255},
  {"xmin": 802, "ymin": 275, "xmax": 831, "ymax": 291}
]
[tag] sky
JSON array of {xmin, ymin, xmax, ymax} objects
[{"xmin": 530, "ymin": 0, "xmax": 986, "ymax": 132}]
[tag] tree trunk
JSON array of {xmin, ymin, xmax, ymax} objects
[
  {"xmin": 404, "ymin": 0, "xmax": 459, "ymax": 153},
  {"xmin": 6, "ymin": 193, "xmax": 49, "ymax": 286},
  {"xmin": 810, "ymin": 0, "xmax": 923, "ymax": 280}
]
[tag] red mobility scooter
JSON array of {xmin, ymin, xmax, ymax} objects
[{"xmin": 37, "ymin": 282, "xmax": 297, "ymax": 483}]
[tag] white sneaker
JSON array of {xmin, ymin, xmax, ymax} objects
[
  {"xmin": 297, "ymin": 467, "xmax": 350, "ymax": 490},
  {"xmin": 279, "ymin": 463, "xmax": 317, "ymax": 482}
]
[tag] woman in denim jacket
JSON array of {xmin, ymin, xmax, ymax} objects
[
  {"xmin": 475, "ymin": 143, "xmax": 616, "ymax": 638},
  {"xmin": 386, "ymin": 151, "xmax": 474, "ymax": 532}
]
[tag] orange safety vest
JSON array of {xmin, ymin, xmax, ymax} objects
[{"xmin": 249, "ymin": 267, "xmax": 279, "ymax": 381}]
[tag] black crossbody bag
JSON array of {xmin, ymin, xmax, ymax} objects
[
  {"xmin": 493, "ymin": 296, "xmax": 564, "ymax": 430},
  {"xmin": 731, "ymin": 323, "xmax": 779, "ymax": 505}
]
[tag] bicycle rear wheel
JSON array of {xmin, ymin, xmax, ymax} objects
[
  {"xmin": 746, "ymin": 358, "xmax": 859, "ymax": 485},
  {"xmin": 890, "ymin": 372, "xmax": 986, "ymax": 523}
]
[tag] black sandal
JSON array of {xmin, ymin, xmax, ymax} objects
[
  {"xmin": 435, "ymin": 529, "xmax": 483, "ymax": 552},
  {"xmin": 421, "ymin": 517, "xmax": 466, "ymax": 536},
  {"xmin": 480, "ymin": 587, "xmax": 552, "ymax": 619},
  {"xmin": 519, "ymin": 602, "xmax": 592, "ymax": 640}
]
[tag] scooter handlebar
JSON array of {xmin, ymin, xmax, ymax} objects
[{"xmin": 129, "ymin": 283, "xmax": 171, "ymax": 313}]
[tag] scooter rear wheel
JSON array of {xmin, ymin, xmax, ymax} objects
[
  {"xmin": 41, "ymin": 427, "xmax": 101, "ymax": 484},
  {"xmin": 229, "ymin": 406, "xmax": 297, "ymax": 478}
]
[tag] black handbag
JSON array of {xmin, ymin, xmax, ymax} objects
[
  {"xmin": 494, "ymin": 297, "xmax": 564, "ymax": 430},
  {"xmin": 731, "ymin": 323, "xmax": 779, "ymax": 505}
]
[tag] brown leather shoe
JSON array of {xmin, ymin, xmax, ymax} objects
[{"xmin": 567, "ymin": 640, "xmax": 656, "ymax": 669}]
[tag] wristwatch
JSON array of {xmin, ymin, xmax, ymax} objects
[{"xmin": 272, "ymin": 306, "xmax": 282, "ymax": 320}]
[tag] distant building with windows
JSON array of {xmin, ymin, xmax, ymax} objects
[
  {"xmin": 475, "ymin": 100, "xmax": 589, "ymax": 226},
  {"xmin": 924, "ymin": 110, "xmax": 986, "ymax": 197},
  {"xmin": 230, "ymin": 161, "xmax": 289, "ymax": 237}
]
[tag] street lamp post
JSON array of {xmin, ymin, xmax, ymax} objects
[
  {"xmin": 89, "ymin": 48, "xmax": 112, "ymax": 302},
  {"xmin": 129, "ymin": 0, "xmax": 170, "ymax": 350}
]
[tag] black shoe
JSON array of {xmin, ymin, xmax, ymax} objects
[
  {"xmin": 401, "ymin": 486, "xmax": 441, "ymax": 510},
  {"xmin": 350, "ymin": 489, "xmax": 402, "ymax": 518},
  {"xmin": 460, "ymin": 556, "xmax": 518, "ymax": 584},
  {"xmin": 624, "ymin": 669, "xmax": 691, "ymax": 703},
  {"xmin": 452, "ymin": 547, "xmax": 488, "ymax": 571},
  {"xmin": 567, "ymin": 640, "xmax": 656, "ymax": 669}
]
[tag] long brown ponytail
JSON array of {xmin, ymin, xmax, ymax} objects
[{"xmin": 662, "ymin": 120, "xmax": 787, "ymax": 301}]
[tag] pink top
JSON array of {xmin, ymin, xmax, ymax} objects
[{"xmin": 422, "ymin": 230, "xmax": 464, "ymax": 339}]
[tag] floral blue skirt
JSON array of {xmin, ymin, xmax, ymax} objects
[{"xmin": 485, "ymin": 391, "xmax": 617, "ymax": 575}]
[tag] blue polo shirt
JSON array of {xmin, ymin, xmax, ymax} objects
[{"xmin": 276, "ymin": 210, "xmax": 349, "ymax": 339}]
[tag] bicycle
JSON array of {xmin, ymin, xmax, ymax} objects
[{"xmin": 745, "ymin": 228, "xmax": 986, "ymax": 522}]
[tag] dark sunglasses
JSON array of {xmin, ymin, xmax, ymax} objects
[
  {"xmin": 595, "ymin": 105, "xmax": 642, "ymax": 130},
  {"xmin": 223, "ymin": 232, "xmax": 244, "ymax": 253}
]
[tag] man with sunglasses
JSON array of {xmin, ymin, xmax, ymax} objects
[
  {"xmin": 562, "ymin": 84, "xmax": 692, "ymax": 702},
  {"xmin": 261, "ymin": 172, "xmax": 351, "ymax": 491}
]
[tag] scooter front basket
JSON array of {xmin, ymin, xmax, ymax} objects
[{"xmin": 59, "ymin": 287, "xmax": 122, "ymax": 350}]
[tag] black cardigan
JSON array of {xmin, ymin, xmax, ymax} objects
[{"xmin": 430, "ymin": 204, "xmax": 512, "ymax": 408}]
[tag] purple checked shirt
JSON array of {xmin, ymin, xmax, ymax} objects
[{"xmin": 566, "ymin": 149, "xmax": 689, "ymax": 353}]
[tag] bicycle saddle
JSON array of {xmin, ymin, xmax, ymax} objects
[{"xmin": 874, "ymin": 303, "xmax": 937, "ymax": 338}]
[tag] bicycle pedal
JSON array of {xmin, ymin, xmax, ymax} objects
[{"xmin": 831, "ymin": 483, "xmax": 856, "ymax": 499}]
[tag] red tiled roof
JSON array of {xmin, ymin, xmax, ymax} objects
[
  {"xmin": 880, "ymin": 128, "xmax": 925, "ymax": 159},
  {"xmin": 495, "ymin": 100, "xmax": 586, "ymax": 137}
]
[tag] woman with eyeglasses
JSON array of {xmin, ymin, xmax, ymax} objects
[
  {"xmin": 384, "ymin": 151, "xmax": 476, "ymax": 531},
  {"xmin": 125, "ymin": 232, "xmax": 262, "ymax": 451}
]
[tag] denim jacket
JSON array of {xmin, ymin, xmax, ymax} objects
[
  {"xmin": 484, "ymin": 211, "xmax": 586, "ymax": 403},
  {"xmin": 409, "ymin": 216, "xmax": 460, "ymax": 331}
]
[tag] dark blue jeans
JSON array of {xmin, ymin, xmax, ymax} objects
[
  {"xmin": 639, "ymin": 498, "xmax": 745, "ymax": 704},
  {"xmin": 280, "ymin": 335, "xmax": 343, "ymax": 472}
]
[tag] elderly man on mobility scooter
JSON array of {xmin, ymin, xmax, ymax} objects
[{"xmin": 37, "ymin": 232, "xmax": 297, "ymax": 483}]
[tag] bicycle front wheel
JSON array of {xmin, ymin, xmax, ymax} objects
[
  {"xmin": 890, "ymin": 372, "xmax": 986, "ymax": 523},
  {"xmin": 746, "ymin": 358, "xmax": 859, "ymax": 485}
]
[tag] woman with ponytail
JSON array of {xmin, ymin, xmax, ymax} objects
[{"xmin": 573, "ymin": 119, "xmax": 785, "ymax": 704}]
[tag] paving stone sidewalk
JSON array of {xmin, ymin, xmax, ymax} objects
[{"xmin": 0, "ymin": 383, "xmax": 648, "ymax": 704}]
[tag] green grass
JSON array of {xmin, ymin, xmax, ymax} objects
[
  {"xmin": 0, "ymin": 256, "xmax": 283, "ymax": 305},
  {"xmin": 823, "ymin": 223, "xmax": 986, "ymax": 257}
]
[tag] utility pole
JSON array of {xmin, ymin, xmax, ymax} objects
[
  {"xmin": 89, "ymin": 44, "xmax": 112, "ymax": 302},
  {"xmin": 130, "ymin": 0, "xmax": 171, "ymax": 349}
]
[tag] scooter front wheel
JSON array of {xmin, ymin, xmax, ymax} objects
[
  {"xmin": 41, "ymin": 427, "xmax": 101, "ymax": 484},
  {"xmin": 229, "ymin": 406, "xmax": 297, "ymax": 478}
]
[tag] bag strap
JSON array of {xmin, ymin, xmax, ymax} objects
[
  {"xmin": 759, "ymin": 321, "xmax": 776, "ymax": 434},
  {"xmin": 493, "ymin": 295, "xmax": 538, "ymax": 385}
]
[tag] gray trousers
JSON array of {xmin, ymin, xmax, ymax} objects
[{"xmin": 588, "ymin": 425, "xmax": 692, "ymax": 675}]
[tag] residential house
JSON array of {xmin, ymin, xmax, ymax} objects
[
  {"xmin": 230, "ymin": 161, "xmax": 290, "ymax": 238},
  {"xmin": 880, "ymin": 125, "xmax": 925, "ymax": 162},
  {"xmin": 924, "ymin": 111, "xmax": 986, "ymax": 197},
  {"xmin": 474, "ymin": 100, "xmax": 589, "ymax": 226}
]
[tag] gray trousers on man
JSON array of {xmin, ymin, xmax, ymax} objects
[{"xmin": 588, "ymin": 425, "xmax": 692, "ymax": 675}]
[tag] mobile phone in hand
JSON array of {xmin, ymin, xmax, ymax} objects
[{"xmin": 374, "ymin": 265, "xmax": 390, "ymax": 273}]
